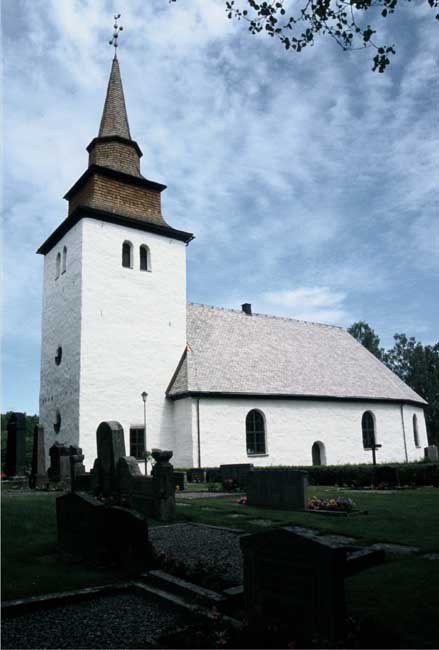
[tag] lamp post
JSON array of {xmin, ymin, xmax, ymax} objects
[{"xmin": 141, "ymin": 391, "xmax": 148, "ymax": 475}]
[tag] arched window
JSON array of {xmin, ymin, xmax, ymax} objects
[
  {"xmin": 62, "ymin": 246, "xmax": 67, "ymax": 274},
  {"xmin": 413, "ymin": 414, "xmax": 420, "ymax": 447},
  {"xmin": 122, "ymin": 241, "xmax": 133, "ymax": 268},
  {"xmin": 55, "ymin": 346, "xmax": 62, "ymax": 366},
  {"xmin": 362, "ymin": 411, "xmax": 375, "ymax": 449},
  {"xmin": 55, "ymin": 252, "xmax": 61, "ymax": 279},
  {"xmin": 312, "ymin": 441, "xmax": 326, "ymax": 466},
  {"xmin": 246, "ymin": 410, "xmax": 266, "ymax": 455},
  {"xmin": 54, "ymin": 410, "xmax": 61, "ymax": 434},
  {"xmin": 139, "ymin": 245, "xmax": 151, "ymax": 271}
]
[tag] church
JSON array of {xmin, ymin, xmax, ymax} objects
[{"xmin": 37, "ymin": 52, "xmax": 428, "ymax": 471}]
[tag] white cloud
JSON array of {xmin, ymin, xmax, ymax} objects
[{"xmin": 261, "ymin": 287, "xmax": 349, "ymax": 324}]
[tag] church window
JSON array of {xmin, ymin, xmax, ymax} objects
[
  {"xmin": 55, "ymin": 346, "xmax": 62, "ymax": 366},
  {"xmin": 246, "ymin": 410, "xmax": 266, "ymax": 455},
  {"xmin": 413, "ymin": 414, "xmax": 420, "ymax": 447},
  {"xmin": 62, "ymin": 246, "xmax": 67, "ymax": 274},
  {"xmin": 312, "ymin": 441, "xmax": 326, "ymax": 466},
  {"xmin": 140, "ymin": 245, "xmax": 151, "ymax": 271},
  {"xmin": 54, "ymin": 410, "xmax": 61, "ymax": 434},
  {"xmin": 122, "ymin": 241, "xmax": 133, "ymax": 268},
  {"xmin": 130, "ymin": 427, "xmax": 145, "ymax": 460},
  {"xmin": 55, "ymin": 252, "xmax": 61, "ymax": 279},
  {"xmin": 362, "ymin": 411, "xmax": 375, "ymax": 449}
]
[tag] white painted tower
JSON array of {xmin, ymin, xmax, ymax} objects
[{"xmin": 38, "ymin": 54, "xmax": 193, "ymax": 468}]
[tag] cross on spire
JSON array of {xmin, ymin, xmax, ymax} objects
[{"xmin": 108, "ymin": 13, "xmax": 123, "ymax": 59}]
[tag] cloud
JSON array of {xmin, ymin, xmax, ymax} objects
[
  {"xmin": 261, "ymin": 287, "xmax": 349, "ymax": 324},
  {"xmin": 2, "ymin": 0, "xmax": 438, "ymax": 413}
]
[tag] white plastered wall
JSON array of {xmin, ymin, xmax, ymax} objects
[
  {"xmin": 39, "ymin": 221, "xmax": 83, "ymax": 463},
  {"xmin": 78, "ymin": 218, "xmax": 187, "ymax": 468},
  {"xmin": 186, "ymin": 398, "xmax": 427, "ymax": 468}
]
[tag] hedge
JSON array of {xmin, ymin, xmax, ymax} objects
[{"xmin": 175, "ymin": 461, "xmax": 439, "ymax": 488}]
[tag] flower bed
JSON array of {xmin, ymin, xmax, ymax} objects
[{"xmin": 307, "ymin": 495, "xmax": 356, "ymax": 512}]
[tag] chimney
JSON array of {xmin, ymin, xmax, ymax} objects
[{"xmin": 241, "ymin": 303, "xmax": 252, "ymax": 316}]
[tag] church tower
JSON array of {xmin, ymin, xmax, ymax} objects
[{"xmin": 38, "ymin": 51, "xmax": 193, "ymax": 468}]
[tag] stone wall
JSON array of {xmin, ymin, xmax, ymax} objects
[
  {"xmin": 39, "ymin": 220, "xmax": 83, "ymax": 465},
  {"xmin": 179, "ymin": 397, "xmax": 427, "ymax": 468},
  {"xmin": 78, "ymin": 218, "xmax": 187, "ymax": 468}
]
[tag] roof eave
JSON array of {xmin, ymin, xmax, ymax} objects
[{"xmin": 37, "ymin": 205, "xmax": 194, "ymax": 255}]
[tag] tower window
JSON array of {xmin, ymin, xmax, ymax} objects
[
  {"xmin": 246, "ymin": 409, "xmax": 266, "ymax": 455},
  {"xmin": 55, "ymin": 252, "xmax": 61, "ymax": 279},
  {"xmin": 362, "ymin": 411, "xmax": 376, "ymax": 449},
  {"xmin": 140, "ymin": 245, "xmax": 151, "ymax": 271},
  {"xmin": 122, "ymin": 241, "xmax": 133, "ymax": 268},
  {"xmin": 130, "ymin": 427, "xmax": 145, "ymax": 460},
  {"xmin": 413, "ymin": 414, "xmax": 420, "ymax": 447},
  {"xmin": 54, "ymin": 411, "xmax": 61, "ymax": 434},
  {"xmin": 62, "ymin": 246, "xmax": 67, "ymax": 274},
  {"xmin": 55, "ymin": 346, "xmax": 62, "ymax": 366}
]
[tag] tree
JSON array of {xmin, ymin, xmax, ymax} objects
[
  {"xmin": 348, "ymin": 321, "xmax": 383, "ymax": 359},
  {"xmin": 170, "ymin": 0, "xmax": 439, "ymax": 72},
  {"xmin": 384, "ymin": 335, "xmax": 439, "ymax": 445}
]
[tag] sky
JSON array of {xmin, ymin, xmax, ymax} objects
[{"xmin": 1, "ymin": 0, "xmax": 438, "ymax": 415}]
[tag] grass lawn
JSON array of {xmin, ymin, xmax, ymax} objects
[
  {"xmin": 178, "ymin": 485, "xmax": 439, "ymax": 550},
  {"xmin": 2, "ymin": 487, "xmax": 439, "ymax": 648}
]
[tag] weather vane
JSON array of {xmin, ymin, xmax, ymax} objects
[{"xmin": 109, "ymin": 14, "xmax": 123, "ymax": 58}]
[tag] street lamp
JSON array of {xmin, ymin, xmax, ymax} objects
[{"xmin": 141, "ymin": 391, "xmax": 148, "ymax": 475}]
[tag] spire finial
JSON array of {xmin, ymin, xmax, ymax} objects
[{"xmin": 108, "ymin": 14, "xmax": 123, "ymax": 59}]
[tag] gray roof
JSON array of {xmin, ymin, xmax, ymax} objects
[{"xmin": 167, "ymin": 303, "xmax": 426, "ymax": 405}]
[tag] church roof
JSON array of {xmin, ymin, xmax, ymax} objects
[{"xmin": 167, "ymin": 303, "xmax": 426, "ymax": 405}]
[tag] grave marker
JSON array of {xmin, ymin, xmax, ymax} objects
[
  {"xmin": 5, "ymin": 412, "xmax": 26, "ymax": 477},
  {"xmin": 246, "ymin": 469, "xmax": 308, "ymax": 510}
]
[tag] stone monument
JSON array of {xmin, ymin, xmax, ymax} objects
[
  {"xmin": 246, "ymin": 469, "xmax": 308, "ymax": 510},
  {"xmin": 29, "ymin": 425, "xmax": 47, "ymax": 489},
  {"xmin": 5, "ymin": 412, "xmax": 27, "ymax": 477}
]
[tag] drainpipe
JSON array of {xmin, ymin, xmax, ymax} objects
[
  {"xmin": 400, "ymin": 404, "xmax": 408, "ymax": 462},
  {"xmin": 196, "ymin": 398, "xmax": 201, "ymax": 468}
]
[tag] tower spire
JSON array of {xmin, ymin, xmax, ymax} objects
[{"xmin": 98, "ymin": 56, "xmax": 131, "ymax": 139}]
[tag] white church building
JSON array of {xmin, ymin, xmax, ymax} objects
[{"xmin": 38, "ymin": 54, "xmax": 428, "ymax": 470}]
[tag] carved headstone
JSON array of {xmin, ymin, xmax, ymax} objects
[
  {"xmin": 247, "ymin": 469, "xmax": 308, "ymax": 510},
  {"xmin": 116, "ymin": 456, "xmax": 142, "ymax": 502},
  {"xmin": 69, "ymin": 445, "xmax": 85, "ymax": 492},
  {"xmin": 241, "ymin": 529, "xmax": 346, "ymax": 645},
  {"xmin": 5, "ymin": 412, "xmax": 27, "ymax": 477},
  {"xmin": 29, "ymin": 425, "xmax": 47, "ymax": 488},
  {"xmin": 56, "ymin": 492, "xmax": 153, "ymax": 573},
  {"xmin": 47, "ymin": 442, "xmax": 71, "ymax": 483},
  {"xmin": 95, "ymin": 421, "xmax": 126, "ymax": 496}
]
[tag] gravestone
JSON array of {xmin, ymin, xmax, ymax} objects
[
  {"xmin": 114, "ymin": 450, "xmax": 176, "ymax": 522},
  {"xmin": 69, "ymin": 445, "xmax": 86, "ymax": 491},
  {"xmin": 240, "ymin": 528, "xmax": 384, "ymax": 646},
  {"xmin": 56, "ymin": 492, "xmax": 153, "ymax": 573},
  {"xmin": 5, "ymin": 412, "xmax": 26, "ymax": 477},
  {"xmin": 246, "ymin": 469, "xmax": 308, "ymax": 510},
  {"xmin": 220, "ymin": 463, "xmax": 254, "ymax": 490},
  {"xmin": 47, "ymin": 442, "xmax": 71, "ymax": 483},
  {"xmin": 29, "ymin": 425, "xmax": 47, "ymax": 488},
  {"xmin": 424, "ymin": 445, "xmax": 439, "ymax": 462},
  {"xmin": 188, "ymin": 468, "xmax": 206, "ymax": 483},
  {"xmin": 95, "ymin": 421, "xmax": 127, "ymax": 496},
  {"xmin": 173, "ymin": 471, "xmax": 187, "ymax": 491}
]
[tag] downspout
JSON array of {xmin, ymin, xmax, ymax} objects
[
  {"xmin": 400, "ymin": 403, "xmax": 408, "ymax": 462},
  {"xmin": 196, "ymin": 398, "xmax": 201, "ymax": 468}
]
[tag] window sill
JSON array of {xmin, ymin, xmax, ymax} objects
[{"xmin": 247, "ymin": 453, "xmax": 269, "ymax": 457}]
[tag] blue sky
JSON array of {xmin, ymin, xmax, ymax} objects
[{"xmin": 2, "ymin": 0, "xmax": 438, "ymax": 415}]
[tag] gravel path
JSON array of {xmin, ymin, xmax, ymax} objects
[
  {"xmin": 2, "ymin": 592, "xmax": 189, "ymax": 649},
  {"xmin": 149, "ymin": 523, "xmax": 243, "ymax": 585}
]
